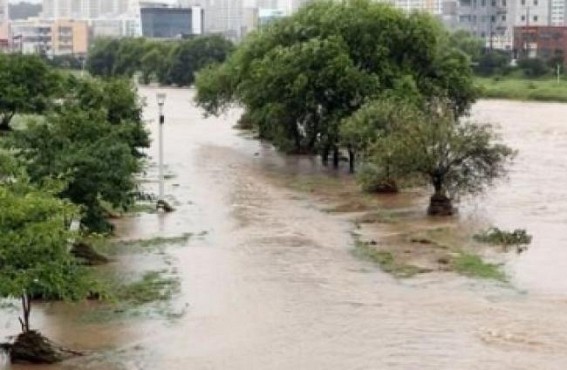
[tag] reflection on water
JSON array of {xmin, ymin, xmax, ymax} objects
[{"xmin": 3, "ymin": 90, "xmax": 567, "ymax": 369}]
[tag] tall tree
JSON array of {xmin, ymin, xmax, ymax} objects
[
  {"xmin": 195, "ymin": 0, "xmax": 477, "ymax": 162},
  {"xmin": 368, "ymin": 102, "xmax": 514, "ymax": 215}
]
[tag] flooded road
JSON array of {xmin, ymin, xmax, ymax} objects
[{"xmin": 4, "ymin": 90, "xmax": 567, "ymax": 369}]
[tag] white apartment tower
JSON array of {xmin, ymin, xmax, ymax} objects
[
  {"xmin": 0, "ymin": 0, "xmax": 8, "ymax": 24},
  {"xmin": 181, "ymin": 0, "xmax": 244, "ymax": 39},
  {"xmin": 42, "ymin": 0, "xmax": 130, "ymax": 19},
  {"xmin": 456, "ymin": 0, "xmax": 552, "ymax": 50}
]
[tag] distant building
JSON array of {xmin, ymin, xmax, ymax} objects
[
  {"xmin": 550, "ymin": 0, "xmax": 567, "ymax": 26},
  {"xmin": 140, "ymin": 7, "xmax": 203, "ymax": 38},
  {"xmin": 456, "ymin": 0, "xmax": 552, "ymax": 50},
  {"xmin": 42, "ymin": 0, "xmax": 130, "ymax": 19},
  {"xmin": 514, "ymin": 26, "xmax": 567, "ymax": 63},
  {"xmin": 9, "ymin": 18, "xmax": 89, "ymax": 55},
  {"xmin": 180, "ymin": 0, "xmax": 244, "ymax": 40},
  {"xmin": 0, "ymin": 0, "xmax": 8, "ymax": 48},
  {"xmin": 90, "ymin": 17, "xmax": 140, "ymax": 38}
]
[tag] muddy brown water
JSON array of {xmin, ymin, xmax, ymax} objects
[{"xmin": 3, "ymin": 89, "xmax": 567, "ymax": 369}]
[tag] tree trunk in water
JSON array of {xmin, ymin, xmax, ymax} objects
[
  {"xmin": 348, "ymin": 148, "xmax": 355, "ymax": 174},
  {"xmin": 321, "ymin": 146, "xmax": 330, "ymax": 166},
  {"xmin": 19, "ymin": 293, "xmax": 31, "ymax": 334},
  {"xmin": 427, "ymin": 192, "xmax": 455, "ymax": 216},
  {"xmin": 332, "ymin": 148, "xmax": 340, "ymax": 169}
]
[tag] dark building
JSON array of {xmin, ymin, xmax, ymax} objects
[
  {"xmin": 514, "ymin": 26, "xmax": 567, "ymax": 64},
  {"xmin": 141, "ymin": 7, "xmax": 203, "ymax": 39}
]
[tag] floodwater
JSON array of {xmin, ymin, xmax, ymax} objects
[{"xmin": 3, "ymin": 89, "xmax": 567, "ymax": 369}]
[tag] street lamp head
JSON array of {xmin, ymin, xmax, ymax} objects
[{"xmin": 156, "ymin": 92, "xmax": 167, "ymax": 107}]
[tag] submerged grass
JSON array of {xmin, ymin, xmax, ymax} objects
[
  {"xmin": 116, "ymin": 233, "xmax": 193, "ymax": 248},
  {"xmin": 353, "ymin": 240, "xmax": 421, "ymax": 278},
  {"xmin": 453, "ymin": 253, "xmax": 506, "ymax": 281},
  {"xmin": 81, "ymin": 270, "xmax": 182, "ymax": 323},
  {"xmin": 116, "ymin": 271, "xmax": 179, "ymax": 305}
]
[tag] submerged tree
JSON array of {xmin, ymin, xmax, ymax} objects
[
  {"xmin": 370, "ymin": 103, "xmax": 515, "ymax": 215},
  {"xmin": 195, "ymin": 0, "xmax": 477, "ymax": 164},
  {"xmin": 0, "ymin": 172, "xmax": 94, "ymax": 363}
]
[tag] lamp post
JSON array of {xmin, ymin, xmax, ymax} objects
[{"xmin": 156, "ymin": 92, "xmax": 168, "ymax": 211}]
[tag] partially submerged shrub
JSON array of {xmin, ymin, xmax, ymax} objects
[
  {"xmin": 474, "ymin": 227, "xmax": 532, "ymax": 253},
  {"xmin": 356, "ymin": 163, "xmax": 398, "ymax": 193}
]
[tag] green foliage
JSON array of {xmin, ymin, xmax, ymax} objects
[
  {"xmin": 448, "ymin": 30, "xmax": 485, "ymax": 63},
  {"xmin": 196, "ymin": 0, "xmax": 476, "ymax": 158},
  {"xmin": 476, "ymin": 76, "xmax": 567, "ymax": 102},
  {"xmin": 474, "ymin": 227, "xmax": 532, "ymax": 247},
  {"xmin": 0, "ymin": 176, "xmax": 95, "ymax": 331},
  {"xmin": 353, "ymin": 240, "xmax": 420, "ymax": 278},
  {"xmin": 87, "ymin": 36, "xmax": 234, "ymax": 86},
  {"xmin": 7, "ymin": 106, "xmax": 142, "ymax": 233},
  {"xmin": 86, "ymin": 38, "xmax": 121, "ymax": 78},
  {"xmin": 62, "ymin": 76, "xmax": 150, "ymax": 157},
  {"xmin": 365, "ymin": 101, "xmax": 514, "ymax": 207},
  {"xmin": 518, "ymin": 58, "xmax": 549, "ymax": 78},
  {"xmin": 168, "ymin": 36, "xmax": 234, "ymax": 86},
  {"xmin": 453, "ymin": 253, "xmax": 505, "ymax": 281},
  {"xmin": 475, "ymin": 50, "xmax": 512, "ymax": 76},
  {"xmin": 0, "ymin": 54, "xmax": 61, "ymax": 130},
  {"xmin": 115, "ymin": 271, "xmax": 179, "ymax": 305}
]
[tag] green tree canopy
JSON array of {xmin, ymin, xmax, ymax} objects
[
  {"xmin": 0, "ymin": 176, "xmax": 92, "ymax": 333},
  {"xmin": 195, "ymin": 0, "xmax": 477, "ymax": 161},
  {"xmin": 87, "ymin": 36, "xmax": 233, "ymax": 86},
  {"xmin": 62, "ymin": 76, "xmax": 150, "ymax": 157},
  {"xmin": 7, "ymin": 106, "xmax": 142, "ymax": 233},
  {"xmin": 168, "ymin": 35, "xmax": 234, "ymax": 86},
  {"xmin": 367, "ymin": 101, "xmax": 514, "ymax": 215},
  {"xmin": 0, "ymin": 54, "xmax": 61, "ymax": 130}
]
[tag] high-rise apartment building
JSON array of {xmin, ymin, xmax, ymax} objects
[
  {"xmin": 456, "ymin": 0, "xmax": 551, "ymax": 50},
  {"xmin": 42, "ymin": 0, "xmax": 130, "ymax": 19},
  {"xmin": 393, "ymin": 0, "xmax": 443, "ymax": 15},
  {"xmin": 0, "ymin": 0, "xmax": 8, "ymax": 24},
  {"xmin": 180, "ymin": 0, "xmax": 244, "ymax": 39},
  {"xmin": 550, "ymin": 0, "xmax": 566, "ymax": 25},
  {"xmin": 0, "ymin": 0, "xmax": 8, "ymax": 49}
]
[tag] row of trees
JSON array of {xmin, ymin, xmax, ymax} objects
[
  {"xmin": 196, "ymin": 0, "xmax": 514, "ymax": 214},
  {"xmin": 449, "ymin": 30, "xmax": 563, "ymax": 77},
  {"xmin": 87, "ymin": 35, "xmax": 234, "ymax": 86},
  {"xmin": 1, "ymin": 54, "xmax": 149, "ymax": 360}
]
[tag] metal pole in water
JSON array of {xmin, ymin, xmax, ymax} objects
[{"xmin": 156, "ymin": 93, "xmax": 167, "ymax": 210}]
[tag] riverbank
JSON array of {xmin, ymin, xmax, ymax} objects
[{"xmin": 476, "ymin": 76, "xmax": 567, "ymax": 102}]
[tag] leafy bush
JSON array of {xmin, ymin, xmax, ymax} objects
[
  {"xmin": 356, "ymin": 163, "xmax": 398, "ymax": 193},
  {"xmin": 475, "ymin": 50, "xmax": 511, "ymax": 76},
  {"xmin": 474, "ymin": 227, "xmax": 532, "ymax": 252},
  {"xmin": 518, "ymin": 58, "xmax": 549, "ymax": 78}
]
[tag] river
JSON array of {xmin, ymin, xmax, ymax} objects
[{"xmin": 3, "ymin": 88, "xmax": 567, "ymax": 369}]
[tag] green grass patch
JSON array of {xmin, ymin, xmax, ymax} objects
[
  {"xmin": 453, "ymin": 253, "xmax": 506, "ymax": 281},
  {"xmin": 127, "ymin": 202, "xmax": 156, "ymax": 214},
  {"xmin": 80, "ymin": 270, "xmax": 182, "ymax": 323},
  {"xmin": 115, "ymin": 233, "xmax": 193, "ymax": 248},
  {"xmin": 475, "ymin": 76, "xmax": 567, "ymax": 102},
  {"xmin": 115, "ymin": 271, "xmax": 179, "ymax": 305},
  {"xmin": 353, "ymin": 240, "xmax": 421, "ymax": 278}
]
